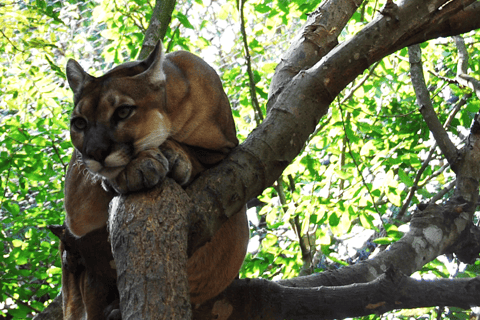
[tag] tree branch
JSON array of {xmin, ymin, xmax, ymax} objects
[
  {"xmin": 268, "ymin": 0, "xmax": 363, "ymax": 108},
  {"xmin": 408, "ymin": 44, "xmax": 459, "ymax": 170},
  {"xmin": 397, "ymin": 92, "xmax": 471, "ymax": 220},
  {"xmin": 186, "ymin": 0, "xmax": 478, "ymax": 249},
  {"xmin": 454, "ymin": 35, "xmax": 480, "ymax": 97},
  {"xmin": 238, "ymin": 0, "xmax": 264, "ymax": 124},
  {"xmin": 138, "ymin": 0, "xmax": 177, "ymax": 59},
  {"xmin": 194, "ymin": 269, "xmax": 480, "ymax": 319}
]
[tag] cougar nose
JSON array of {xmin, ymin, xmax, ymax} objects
[
  {"xmin": 82, "ymin": 125, "xmax": 112, "ymax": 163},
  {"xmin": 84, "ymin": 145, "xmax": 110, "ymax": 163}
]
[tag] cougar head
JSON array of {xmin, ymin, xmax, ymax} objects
[{"xmin": 66, "ymin": 42, "xmax": 170, "ymax": 180}]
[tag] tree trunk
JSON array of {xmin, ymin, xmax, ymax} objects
[{"xmin": 109, "ymin": 178, "xmax": 192, "ymax": 319}]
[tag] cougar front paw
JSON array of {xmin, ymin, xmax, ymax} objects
[
  {"xmin": 109, "ymin": 148, "xmax": 169, "ymax": 194},
  {"xmin": 160, "ymin": 141, "xmax": 193, "ymax": 186}
]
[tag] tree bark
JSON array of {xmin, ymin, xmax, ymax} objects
[
  {"xmin": 138, "ymin": 0, "xmax": 177, "ymax": 59},
  {"xmin": 193, "ymin": 270, "xmax": 480, "ymax": 320},
  {"xmin": 109, "ymin": 178, "xmax": 192, "ymax": 319}
]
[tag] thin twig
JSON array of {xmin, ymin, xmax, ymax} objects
[
  {"xmin": 238, "ymin": 0, "xmax": 264, "ymax": 125},
  {"xmin": 396, "ymin": 94, "xmax": 469, "ymax": 220},
  {"xmin": 339, "ymin": 106, "xmax": 386, "ymax": 231},
  {"xmin": 0, "ymin": 29, "xmax": 24, "ymax": 53},
  {"xmin": 50, "ymin": 139, "xmax": 67, "ymax": 173},
  {"xmin": 397, "ymin": 47, "xmax": 471, "ymax": 221},
  {"xmin": 339, "ymin": 60, "xmax": 381, "ymax": 105},
  {"xmin": 429, "ymin": 179, "xmax": 456, "ymax": 204},
  {"xmin": 5, "ymin": 292, "xmax": 40, "ymax": 314}
]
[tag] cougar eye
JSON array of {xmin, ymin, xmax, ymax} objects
[
  {"xmin": 71, "ymin": 117, "xmax": 87, "ymax": 131},
  {"xmin": 114, "ymin": 105, "xmax": 135, "ymax": 120}
]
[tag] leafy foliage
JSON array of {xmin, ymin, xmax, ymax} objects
[{"xmin": 0, "ymin": 0, "xmax": 479, "ymax": 319}]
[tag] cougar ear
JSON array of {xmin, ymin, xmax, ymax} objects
[
  {"xmin": 47, "ymin": 224, "xmax": 66, "ymax": 241},
  {"xmin": 66, "ymin": 59, "xmax": 93, "ymax": 97},
  {"xmin": 139, "ymin": 41, "xmax": 166, "ymax": 87}
]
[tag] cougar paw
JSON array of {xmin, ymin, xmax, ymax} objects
[
  {"xmin": 160, "ymin": 144, "xmax": 192, "ymax": 186},
  {"xmin": 109, "ymin": 149, "xmax": 169, "ymax": 194}
]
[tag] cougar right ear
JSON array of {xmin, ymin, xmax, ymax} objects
[
  {"xmin": 139, "ymin": 41, "xmax": 166, "ymax": 87},
  {"xmin": 66, "ymin": 59, "xmax": 93, "ymax": 97}
]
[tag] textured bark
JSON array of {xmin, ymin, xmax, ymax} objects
[
  {"xmin": 109, "ymin": 178, "xmax": 192, "ymax": 320},
  {"xmin": 267, "ymin": 0, "xmax": 363, "ymax": 108},
  {"xmin": 138, "ymin": 0, "xmax": 177, "ymax": 59},
  {"xmin": 194, "ymin": 270, "xmax": 480, "ymax": 320},
  {"xmin": 193, "ymin": 192, "xmax": 480, "ymax": 319},
  {"xmin": 408, "ymin": 44, "xmax": 459, "ymax": 170}
]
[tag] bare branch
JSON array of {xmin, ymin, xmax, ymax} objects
[
  {"xmin": 397, "ymin": 92, "xmax": 471, "ymax": 220},
  {"xmin": 429, "ymin": 179, "xmax": 456, "ymax": 204},
  {"xmin": 454, "ymin": 35, "xmax": 480, "ymax": 97},
  {"xmin": 138, "ymin": 0, "xmax": 177, "ymax": 59},
  {"xmin": 195, "ymin": 268, "xmax": 480, "ymax": 319},
  {"xmin": 408, "ymin": 44, "xmax": 459, "ymax": 170},
  {"xmin": 403, "ymin": 1, "xmax": 480, "ymax": 47},
  {"xmin": 268, "ymin": 0, "xmax": 364, "ymax": 108}
]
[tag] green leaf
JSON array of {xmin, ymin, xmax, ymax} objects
[
  {"xmin": 386, "ymin": 187, "xmax": 402, "ymax": 207},
  {"xmin": 262, "ymin": 234, "xmax": 278, "ymax": 249},
  {"xmin": 397, "ymin": 168, "xmax": 413, "ymax": 187},
  {"xmin": 12, "ymin": 239, "xmax": 23, "ymax": 247},
  {"xmin": 373, "ymin": 237, "xmax": 394, "ymax": 245},
  {"xmin": 176, "ymin": 12, "xmax": 194, "ymax": 30}
]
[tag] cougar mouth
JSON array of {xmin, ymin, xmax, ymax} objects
[{"xmin": 83, "ymin": 149, "xmax": 131, "ymax": 180}]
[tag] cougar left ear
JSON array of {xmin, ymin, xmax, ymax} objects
[
  {"xmin": 66, "ymin": 59, "xmax": 93, "ymax": 97},
  {"xmin": 139, "ymin": 41, "xmax": 166, "ymax": 87}
]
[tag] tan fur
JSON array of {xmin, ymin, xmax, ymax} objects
[
  {"xmin": 62, "ymin": 42, "xmax": 249, "ymax": 317},
  {"xmin": 188, "ymin": 206, "xmax": 249, "ymax": 304}
]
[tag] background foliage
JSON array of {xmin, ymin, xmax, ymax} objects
[{"xmin": 0, "ymin": 0, "xmax": 479, "ymax": 319}]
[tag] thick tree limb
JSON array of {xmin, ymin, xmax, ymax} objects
[
  {"xmin": 268, "ymin": 0, "xmax": 363, "ymax": 108},
  {"xmin": 109, "ymin": 179, "xmax": 192, "ymax": 319},
  {"xmin": 405, "ymin": 1, "xmax": 480, "ymax": 48},
  {"xmin": 194, "ymin": 269, "xmax": 480, "ymax": 320},
  {"xmin": 193, "ymin": 106, "xmax": 480, "ymax": 319},
  {"xmin": 194, "ymin": 270, "xmax": 480, "ymax": 320}
]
